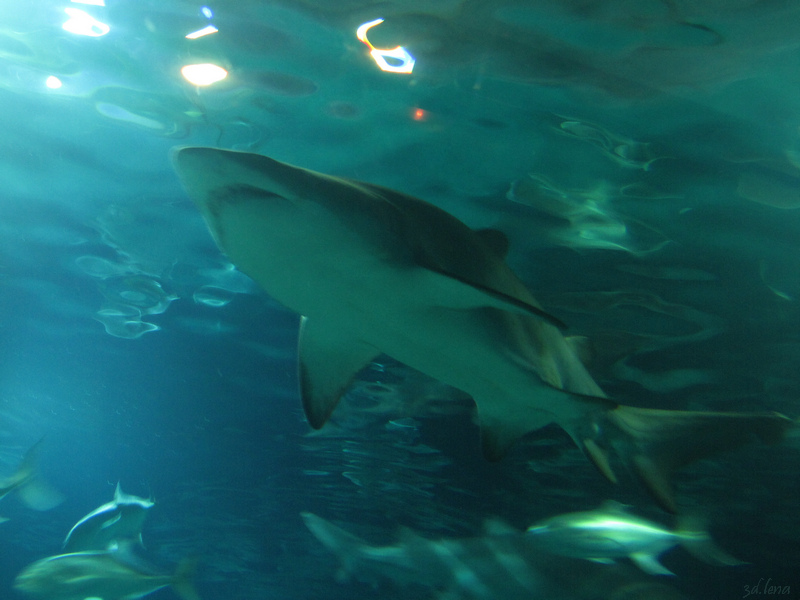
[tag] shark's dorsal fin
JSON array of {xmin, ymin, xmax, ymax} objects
[
  {"xmin": 474, "ymin": 228, "xmax": 510, "ymax": 258},
  {"xmin": 298, "ymin": 316, "xmax": 380, "ymax": 429}
]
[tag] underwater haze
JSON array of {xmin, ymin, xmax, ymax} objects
[{"xmin": 0, "ymin": 1, "xmax": 799, "ymax": 599}]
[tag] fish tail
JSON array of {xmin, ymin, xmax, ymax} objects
[
  {"xmin": 593, "ymin": 406, "xmax": 793, "ymax": 513},
  {"xmin": 172, "ymin": 557, "xmax": 201, "ymax": 600},
  {"xmin": 301, "ymin": 512, "xmax": 364, "ymax": 581},
  {"xmin": 12, "ymin": 439, "xmax": 64, "ymax": 511},
  {"xmin": 676, "ymin": 515, "xmax": 747, "ymax": 568}
]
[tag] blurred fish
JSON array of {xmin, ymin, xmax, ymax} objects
[
  {"xmin": 14, "ymin": 545, "xmax": 199, "ymax": 600},
  {"xmin": 526, "ymin": 501, "xmax": 744, "ymax": 576},
  {"xmin": 173, "ymin": 147, "xmax": 794, "ymax": 513},
  {"xmin": 63, "ymin": 483, "xmax": 154, "ymax": 552},
  {"xmin": 302, "ymin": 511, "xmax": 688, "ymax": 600},
  {"xmin": 0, "ymin": 439, "xmax": 64, "ymax": 517}
]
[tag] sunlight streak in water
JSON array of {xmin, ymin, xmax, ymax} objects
[
  {"xmin": 62, "ymin": 7, "xmax": 109, "ymax": 37},
  {"xmin": 356, "ymin": 19, "xmax": 415, "ymax": 74},
  {"xmin": 186, "ymin": 25, "xmax": 218, "ymax": 39},
  {"xmin": 181, "ymin": 63, "xmax": 228, "ymax": 86}
]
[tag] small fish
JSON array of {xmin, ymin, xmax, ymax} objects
[
  {"xmin": 302, "ymin": 511, "xmax": 688, "ymax": 599},
  {"xmin": 14, "ymin": 546, "xmax": 199, "ymax": 600},
  {"xmin": 526, "ymin": 501, "xmax": 745, "ymax": 575},
  {"xmin": 63, "ymin": 483, "xmax": 154, "ymax": 552},
  {"xmin": 0, "ymin": 439, "xmax": 64, "ymax": 518}
]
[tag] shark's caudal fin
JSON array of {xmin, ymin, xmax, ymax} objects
[{"xmin": 587, "ymin": 406, "xmax": 794, "ymax": 513}]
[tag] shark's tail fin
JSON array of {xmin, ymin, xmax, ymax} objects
[
  {"xmin": 582, "ymin": 406, "xmax": 793, "ymax": 513},
  {"xmin": 675, "ymin": 515, "xmax": 747, "ymax": 568},
  {"xmin": 302, "ymin": 512, "xmax": 366, "ymax": 582},
  {"xmin": 2, "ymin": 439, "xmax": 64, "ymax": 511},
  {"xmin": 171, "ymin": 557, "xmax": 201, "ymax": 600}
]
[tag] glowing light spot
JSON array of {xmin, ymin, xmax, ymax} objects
[
  {"xmin": 356, "ymin": 18, "xmax": 415, "ymax": 74},
  {"xmin": 62, "ymin": 7, "xmax": 110, "ymax": 37},
  {"xmin": 411, "ymin": 107, "xmax": 428, "ymax": 121},
  {"xmin": 201, "ymin": 6, "xmax": 213, "ymax": 18},
  {"xmin": 185, "ymin": 25, "xmax": 218, "ymax": 39},
  {"xmin": 181, "ymin": 63, "xmax": 228, "ymax": 86},
  {"xmin": 45, "ymin": 76, "xmax": 62, "ymax": 89}
]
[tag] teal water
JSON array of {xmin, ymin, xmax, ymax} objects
[{"xmin": 0, "ymin": 1, "xmax": 798, "ymax": 599}]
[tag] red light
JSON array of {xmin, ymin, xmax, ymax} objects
[{"xmin": 412, "ymin": 108, "xmax": 427, "ymax": 121}]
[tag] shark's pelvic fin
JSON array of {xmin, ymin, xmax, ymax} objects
[{"xmin": 298, "ymin": 316, "xmax": 380, "ymax": 429}]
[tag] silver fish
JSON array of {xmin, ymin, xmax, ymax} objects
[
  {"xmin": 172, "ymin": 147, "xmax": 794, "ymax": 512},
  {"xmin": 302, "ymin": 511, "xmax": 688, "ymax": 600},
  {"xmin": 14, "ymin": 546, "xmax": 198, "ymax": 600},
  {"xmin": 63, "ymin": 482, "xmax": 154, "ymax": 552},
  {"xmin": 526, "ymin": 501, "xmax": 745, "ymax": 575}
]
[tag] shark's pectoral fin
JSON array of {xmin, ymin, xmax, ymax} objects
[
  {"xmin": 421, "ymin": 264, "xmax": 567, "ymax": 330},
  {"xmin": 298, "ymin": 316, "xmax": 379, "ymax": 429},
  {"xmin": 604, "ymin": 407, "xmax": 794, "ymax": 513},
  {"xmin": 628, "ymin": 552, "xmax": 674, "ymax": 576}
]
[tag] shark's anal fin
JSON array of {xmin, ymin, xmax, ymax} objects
[
  {"xmin": 605, "ymin": 407, "xmax": 794, "ymax": 513},
  {"xmin": 298, "ymin": 316, "xmax": 380, "ymax": 429}
]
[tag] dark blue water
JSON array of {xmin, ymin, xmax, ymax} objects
[{"xmin": 1, "ymin": 2, "xmax": 799, "ymax": 599}]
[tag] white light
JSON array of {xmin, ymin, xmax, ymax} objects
[
  {"xmin": 62, "ymin": 7, "xmax": 110, "ymax": 37},
  {"xmin": 356, "ymin": 18, "xmax": 415, "ymax": 74},
  {"xmin": 201, "ymin": 6, "xmax": 213, "ymax": 18},
  {"xmin": 185, "ymin": 25, "xmax": 218, "ymax": 39},
  {"xmin": 45, "ymin": 76, "xmax": 62, "ymax": 89},
  {"xmin": 356, "ymin": 18, "xmax": 384, "ymax": 42},
  {"xmin": 181, "ymin": 63, "xmax": 228, "ymax": 86},
  {"xmin": 369, "ymin": 47, "xmax": 415, "ymax": 74}
]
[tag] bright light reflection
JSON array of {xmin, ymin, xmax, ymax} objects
[
  {"xmin": 181, "ymin": 63, "xmax": 228, "ymax": 86},
  {"xmin": 185, "ymin": 25, "xmax": 218, "ymax": 39},
  {"xmin": 63, "ymin": 7, "xmax": 110, "ymax": 37},
  {"xmin": 201, "ymin": 6, "xmax": 213, "ymax": 18},
  {"xmin": 356, "ymin": 18, "xmax": 415, "ymax": 74},
  {"xmin": 45, "ymin": 76, "xmax": 62, "ymax": 89}
]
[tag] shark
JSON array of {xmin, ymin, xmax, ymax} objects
[
  {"xmin": 63, "ymin": 483, "xmax": 154, "ymax": 552},
  {"xmin": 302, "ymin": 511, "xmax": 689, "ymax": 600},
  {"xmin": 172, "ymin": 147, "xmax": 794, "ymax": 512}
]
